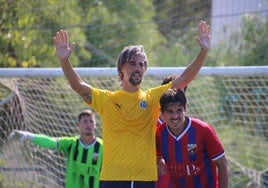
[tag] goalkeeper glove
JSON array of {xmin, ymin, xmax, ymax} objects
[{"xmin": 8, "ymin": 130, "xmax": 35, "ymax": 142}]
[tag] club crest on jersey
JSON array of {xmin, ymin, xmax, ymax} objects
[
  {"xmin": 139, "ymin": 100, "xmax": 148, "ymax": 109},
  {"xmin": 93, "ymin": 152, "xmax": 99, "ymax": 162},
  {"xmin": 187, "ymin": 143, "xmax": 197, "ymax": 155}
]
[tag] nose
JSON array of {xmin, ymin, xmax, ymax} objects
[
  {"xmin": 171, "ymin": 112, "xmax": 181, "ymax": 118},
  {"xmin": 85, "ymin": 122, "xmax": 94, "ymax": 128},
  {"xmin": 135, "ymin": 63, "xmax": 145, "ymax": 72}
]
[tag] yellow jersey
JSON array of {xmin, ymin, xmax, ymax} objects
[{"xmin": 87, "ymin": 83, "xmax": 171, "ymax": 181}]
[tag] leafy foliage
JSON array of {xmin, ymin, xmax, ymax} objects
[
  {"xmin": 209, "ymin": 15, "xmax": 268, "ymax": 66},
  {"xmin": 0, "ymin": 0, "xmax": 212, "ymax": 68},
  {"xmin": 1, "ymin": 1, "xmax": 266, "ymax": 68}
]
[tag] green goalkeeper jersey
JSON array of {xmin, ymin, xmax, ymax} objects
[{"xmin": 33, "ymin": 135, "xmax": 103, "ymax": 188}]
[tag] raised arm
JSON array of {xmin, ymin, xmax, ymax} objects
[
  {"xmin": 171, "ymin": 20, "xmax": 210, "ymax": 89},
  {"xmin": 53, "ymin": 30, "xmax": 92, "ymax": 103}
]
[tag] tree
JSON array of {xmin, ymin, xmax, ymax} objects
[
  {"xmin": 209, "ymin": 14, "xmax": 268, "ymax": 66},
  {"xmin": 0, "ymin": 0, "xmax": 166, "ymax": 68},
  {"xmin": 237, "ymin": 15, "xmax": 268, "ymax": 66}
]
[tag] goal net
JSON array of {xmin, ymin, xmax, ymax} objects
[{"xmin": 0, "ymin": 66, "xmax": 267, "ymax": 188}]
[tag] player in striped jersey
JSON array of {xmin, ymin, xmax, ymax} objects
[
  {"xmin": 156, "ymin": 89, "xmax": 229, "ymax": 188},
  {"xmin": 8, "ymin": 109, "xmax": 103, "ymax": 188},
  {"xmin": 156, "ymin": 74, "xmax": 187, "ymax": 188}
]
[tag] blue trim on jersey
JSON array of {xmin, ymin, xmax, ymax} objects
[
  {"xmin": 179, "ymin": 178, "xmax": 186, "ymax": 187},
  {"xmin": 162, "ymin": 127, "xmax": 170, "ymax": 163},
  {"xmin": 193, "ymin": 175, "xmax": 202, "ymax": 188},
  {"xmin": 212, "ymin": 151, "xmax": 225, "ymax": 161},
  {"xmin": 175, "ymin": 138, "xmax": 183, "ymax": 162},
  {"xmin": 188, "ymin": 126, "xmax": 197, "ymax": 162},
  {"xmin": 203, "ymin": 143, "xmax": 215, "ymax": 188}
]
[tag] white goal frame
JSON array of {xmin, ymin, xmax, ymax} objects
[
  {"xmin": 0, "ymin": 66, "xmax": 267, "ymax": 187},
  {"xmin": 0, "ymin": 66, "xmax": 267, "ymax": 78}
]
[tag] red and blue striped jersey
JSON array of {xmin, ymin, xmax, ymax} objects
[
  {"xmin": 156, "ymin": 117, "xmax": 171, "ymax": 188},
  {"xmin": 156, "ymin": 116, "xmax": 225, "ymax": 188}
]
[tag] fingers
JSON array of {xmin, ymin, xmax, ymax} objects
[
  {"xmin": 198, "ymin": 21, "xmax": 203, "ymax": 35},
  {"xmin": 196, "ymin": 20, "xmax": 211, "ymax": 50},
  {"xmin": 53, "ymin": 31, "xmax": 60, "ymax": 44},
  {"xmin": 198, "ymin": 20, "xmax": 210, "ymax": 36},
  {"xmin": 8, "ymin": 130, "xmax": 21, "ymax": 141},
  {"xmin": 195, "ymin": 36, "xmax": 201, "ymax": 44},
  {"xmin": 70, "ymin": 42, "xmax": 76, "ymax": 51},
  {"xmin": 205, "ymin": 22, "xmax": 210, "ymax": 35},
  {"xmin": 53, "ymin": 30, "xmax": 68, "ymax": 44},
  {"xmin": 8, "ymin": 132, "xmax": 15, "ymax": 140},
  {"xmin": 157, "ymin": 157, "xmax": 166, "ymax": 175},
  {"xmin": 62, "ymin": 30, "xmax": 68, "ymax": 43},
  {"xmin": 53, "ymin": 30, "xmax": 76, "ymax": 52}
]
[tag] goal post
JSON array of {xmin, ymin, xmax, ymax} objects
[
  {"xmin": 0, "ymin": 66, "xmax": 267, "ymax": 77},
  {"xmin": 0, "ymin": 66, "xmax": 267, "ymax": 187}
]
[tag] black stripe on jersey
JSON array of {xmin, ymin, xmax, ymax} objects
[
  {"xmin": 89, "ymin": 176, "xmax": 95, "ymax": 188},
  {"xmin": 92, "ymin": 142, "xmax": 100, "ymax": 165},
  {"xmin": 82, "ymin": 148, "xmax": 88, "ymax": 163},
  {"xmin": 73, "ymin": 140, "xmax": 79, "ymax": 161},
  {"xmin": 67, "ymin": 143, "xmax": 72, "ymax": 153},
  {"xmin": 80, "ymin": 175, "xmax": 84, "ymax": 185}
]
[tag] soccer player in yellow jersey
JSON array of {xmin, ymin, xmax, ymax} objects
[{"xmin": 53, "ymin": 20, "xmax": 210, "ymax": 188}]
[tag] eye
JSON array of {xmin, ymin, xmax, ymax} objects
[
  {"xmin": 166, "ymin": 110, "xmax": 173, "ymax": 115},
  {"xmin": 128, "ymin": 61, "xmax": 137, "ymax": 66},
  {"xmin": 177, "ymin": 108, "xmax": 184, "ymax": 114},
  {"xmin": 139, "ymin": 62, "xmax": 145, "ymax": 67}
]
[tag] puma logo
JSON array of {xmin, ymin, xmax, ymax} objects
[{"xmin": 115, "ymin": 103, "xmax": 121, "ymax": 109}]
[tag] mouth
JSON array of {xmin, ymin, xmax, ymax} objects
[
  {"xmin": 132, "ymin": 72, "xmax": 142, "ymax": 78},
  {"xmin": 129, "ymin": 72, "xmax": 143, "ymax": 85},
  {"xmin": 131, "ymin": 73, "xmax": 142, "ymax": 82},
  {"xmin": 85, "ymin": 127, "xmax": 93, "ymax": 131},
  {"xmin": 170, "ymin": 118, "xmax": 180, "ymax": 124}
]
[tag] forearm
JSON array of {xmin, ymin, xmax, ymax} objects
[
  {"xmin": 172, "ymin": 20, "xmax": 210, "ymax": 89},
  {"xmin": 218, "ymin": 168, "xmax": 229, "ymax": 188},
  {"xmin": 60, "ymin": 59, "xmax": 92, "ymax": 104},
  {"xmin": 32, "ymin": 134, "xmax": 57, "ymax": 149},
  {"xmin": 60, "ymin": 58, "xmax": 84, "ymax": 94},
  {"xmin": 184, "ymin": 47, "xmax": 208, "ymax": 77},
  {"xmin": 215, "ymin": 156, "xmax": 229, "ymax": 188},
  {"xmin": 171, "ymin": 48, "xmax": 208, "ymax": 89}
]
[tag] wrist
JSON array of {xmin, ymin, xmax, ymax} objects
[
  {"xmin": 59, "ymin": 58, "xmax": 70, "ymax": 64},
  {"xmin": 27, "ymin": 132, "xmax": 35, "ymax": 141},
  {"xmin": 200, "ymin": 47, "xmax": 209, "ymax": 52}
]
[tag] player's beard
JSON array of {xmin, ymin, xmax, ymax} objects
[{"xmin": 129, "ymin": 72, "xmax": 143, "ymax": 86}]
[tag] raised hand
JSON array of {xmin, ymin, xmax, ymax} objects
[
  {"xmin": 53, "ymin": 30, "xmax": 76, "ymax": 62},
  {"xmin": 195, "ymin": 20, "xmax": 211, "ymax": 50},
  {"xmin": 8, "ymin": 130, "xmax": 34, "ymax": 142}
]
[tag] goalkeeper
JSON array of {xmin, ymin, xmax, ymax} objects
[{"xmin": 8, "ymin": 109, "xmax": 103, "ymax": 188}]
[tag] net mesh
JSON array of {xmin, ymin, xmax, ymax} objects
[{"xmin": 0, "ymin": 67, "xmax": 268, "ymax": 188}]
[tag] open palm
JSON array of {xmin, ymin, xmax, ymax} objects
[
  {"xmin": 53, "ymin": 30, "xmax": 75, "ymax": 61},
  {"xmin": 195, "ymin": 20, "xmax": 211, "ymax": 50}
]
